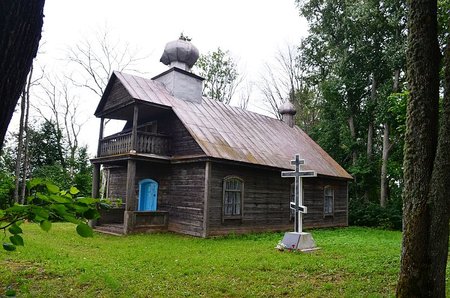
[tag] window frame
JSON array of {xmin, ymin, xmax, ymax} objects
[
  {"xmin": 323, "ymin": 185, "xmax": 334, "ymax": 217},
  {"xmin": 222, "ymin": 176, "xmax": 244, "ymax": 220}
]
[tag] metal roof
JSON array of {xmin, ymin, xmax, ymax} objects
[{"xmin": 112, "ymin": 71, "xmax": 352, "ymax": 179}]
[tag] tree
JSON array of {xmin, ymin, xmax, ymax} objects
[
  {"xmin": 297, "ymin": 0, "xmax": 407, "ymax": 205},
  {"xmin": 0, "ymin": 0, "xmax": 45, "ymax": 149},
  {"xmin": 13, "ymin": 66, "xmax": 43, "ymax": 204},
  {"xmin": 36, "ymin": 75, "xmax": 87, "ymax": 179},
  {"xmin": 396, "ymin": 0, "xmax": 449, "ymax": 295},
  {"xmin": 66, "ymin": 28, "xmax": 144, "ymax": 98},
  {"xmin": 259, "ymin": 44, "xmax": 306, "ymax": 119},
  {"xmin": 196, "ymin": 48, "xmax": 240, "ymax": 104}
]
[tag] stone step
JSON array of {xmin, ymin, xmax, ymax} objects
[{"xmin": 94, "ymin": 224, "xmax": 124, "ymax": 236}]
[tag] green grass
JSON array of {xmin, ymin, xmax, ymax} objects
[{"xmin": 0, "ymin": 224, "xmax": 445, "ymax": 297}]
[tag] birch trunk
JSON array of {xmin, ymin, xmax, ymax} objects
[{"xmin": 380, "ymin": 69, "xmax": 399, "ymax": 207}]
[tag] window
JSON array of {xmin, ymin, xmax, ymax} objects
[
  {"xmin": 223, "ymin": 177, "xmax": 243, "ymax": 217},
  {"xmin": 324, "ymin": 186, "xmax": 334, "ymax": 216}
]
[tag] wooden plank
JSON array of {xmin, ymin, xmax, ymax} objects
[
  {"xmin": 202, "ymin": 161, "xmax": 211, "ymax": 237},
  {"xmin": 92, "ymin": 164, "xmax": 100, "ymax": 199},
  {"xmin": 97, "ymin": 117, "xmax": 104, "ymax": 157},
  {"xmin": 207, "ymin": 162, "xmax": 348, "ymax": 232},
  {"xmin": 125, "ymin": 160, "xmax": 136, "ymax": 212},
  {"xmin": 131, "ymin": 104, "xmax": 138, "ymax": 151}
]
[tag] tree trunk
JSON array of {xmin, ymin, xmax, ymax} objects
[
  {"xmin": 424, "ymin": 31, "xmax": 450, "ymax": 298},
  {"xmin": 380, "ymin": 122, "xmax": 390, "ymax": 208},
  {"xmin": 396, "ymin": 0, "xmax": 441, "ymax": 296},
  {"xmin": 348, "ymin": 115, "xmax": 357, "ymax": 166},
  {"xmin": 0, "ymin": 0, "xmax": 45, "ymax": 148},
  {"xmin": 380, "ymin": 70, "xmax": 400, "ymax": 207},
  {"xmin": 20, "ymin": 68, "xmax": 33, "ymax": 204},
  {"xmin": 14, "ymin": 88, "xmax": 26, "ymax": 203},
  {"xmin": 365, "ymin": 75, "xmax": 377, "ymax": 201},
  {"xmin": 367, "ymin": 75, "xmax": 376, "ymax": 159}
]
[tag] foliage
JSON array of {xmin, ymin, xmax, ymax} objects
[
  {"xmin": 0, "ymin": 145, "xmax": 16, "ymax": 209},
  {"xmin": 0, "ymin": 225, "xmax": 416, "ymax": 297},
  {"xmin": 27, "ymin": 120, "xmax": 66, "ymax": 171},
  {"xmin": 349, "ymin": 199, "xmax": 402, "ymax": 230},
  {"xmin": 72, "ymin": 146, "xmax": 92, "ymax": 197},
  {"xmin": 3, "ymin": 121, "xmax": 93, "ymax": 199},
  {"xmin": 387, "ymin": 91, "xmax": 408, "ymax": 138},
  {"xmin": 0, "ymin": 179, "xmax": 99, "ymax": 251},
  {"xmin": 196, "ymin": 48, "xmax": 239, "ymax": 104},
  {"xmin": 0, "ymin": 171, "xmax": 14, "ymax": 210},
  {"xmin": 295, "ymin": 0, "xmax": 407, "ymax": 205}
]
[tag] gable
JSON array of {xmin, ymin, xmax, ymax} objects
[{"xmin": 94, "ymin": 74, "xmax": 134, "ymax": 117}]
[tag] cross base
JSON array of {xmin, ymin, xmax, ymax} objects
[{"xmin": 281, "ymin": 232, "xmax": 318, "ymax": 251}]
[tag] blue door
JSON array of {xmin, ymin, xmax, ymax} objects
[{"xmin": 138, "ymin": 179, "xmax": 158, "ymax": 211}]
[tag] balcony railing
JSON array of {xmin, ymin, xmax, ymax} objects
[{"xmin": 99, "ymin": 131, "xmax": 170, "ymax": 157}]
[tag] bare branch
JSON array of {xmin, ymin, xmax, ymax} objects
[{"xmin": 66, "ymin": 26, "xmax": 147, "ymax": 97}]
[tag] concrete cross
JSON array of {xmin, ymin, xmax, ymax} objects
[{"xmin": 281, "ymin": 154, "xmax": 317, "ymax": 233}]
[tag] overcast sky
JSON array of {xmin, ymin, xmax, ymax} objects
[{"xmin": 22, "ymin": 0, "xmax": 308, "ymax": 155}]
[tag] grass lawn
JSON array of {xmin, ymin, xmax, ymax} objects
[{"xmin": 0, "ymin": 224, "xmax": 447, "ymax": 297}]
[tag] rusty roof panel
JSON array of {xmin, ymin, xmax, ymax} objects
[{"xmin": 113, "ymin": 71, "xmax": 352, "ymax": 179}]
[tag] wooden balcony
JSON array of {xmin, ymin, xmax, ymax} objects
[{"xmin": 99, "ymin": 131, "xmax": 170, "ymax": 157}]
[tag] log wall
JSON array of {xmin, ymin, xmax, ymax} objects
[
  {"xmin": 206, "ymin": 162, "xmax": 348, "ymax": 236},
  {"xmin": 107, "ymin": 161, "xmax": 206, "ymax": 236},
  {"xmin": 105, "ymin": 160, "xmax": 348, "ymax": 237},
  {"xmin": 159, "ymin": 114, "xmax": 204, "ymax": 156},
  {"xmin": 135, "ymin": 162, "xmax": 206, "ymax": 236}
]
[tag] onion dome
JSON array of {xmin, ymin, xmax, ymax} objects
[
  {"xmin": 160, "ymin": 39, "xmax": 199, "ymax": 71},
  {"xmin": 279, "ymin": 101, "xmax": 297, "ymax": 115}
]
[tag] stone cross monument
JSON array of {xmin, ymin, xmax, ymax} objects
[{"xmin": 280, "ymin": 154, "xmax": 318, "ymax": 251}]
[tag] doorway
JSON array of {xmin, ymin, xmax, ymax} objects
[{"xmin": 138, "ymin": 179, "xmax": 158, "ymax": 211}]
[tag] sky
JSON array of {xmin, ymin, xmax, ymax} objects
[{"xmin": 16, "ymin": 0, "xmax": 308, "ymax": 156}]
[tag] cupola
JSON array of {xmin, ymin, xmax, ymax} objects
[
  {"xmin": 153, "ymin": 35, "xmax": 204, "ymax": 103},
  {"xmin": 159, "ymin": 36, "xmax": 199, "ymax": 71},
  {"xmin": 279, "ymin": 101, "xmax": 297, "ymax": 128}
]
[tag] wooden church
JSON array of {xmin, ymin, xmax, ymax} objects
[{"xmin": 90, "ymin": 38, "xmax": 352, "ymax": 236}]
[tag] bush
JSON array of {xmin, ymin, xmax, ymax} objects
[
  {"xmin": 0, "ymin": 171, "xmax": 14, "ymax": 209},
  {"xmin": 349, "ymin": 199, "xmax": 402, "ymax": 230}
]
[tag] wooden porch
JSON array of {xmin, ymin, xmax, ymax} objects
[
  {"xmin": 99, "ymin": 131, "xmax": 171, "ymax": 157},
  {"xmin": 96, "ymin": 208, "xmax": 169, "ymax": 235}
]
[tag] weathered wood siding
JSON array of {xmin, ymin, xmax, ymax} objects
[
  {"xmin": 106, "ymin": 160, "xmax": 348, "ymax": 237},
  {"xmin": 206, "ymin": 163, "xmax": 348, "ymax": 236},
  {"xmin": 303, "ymin": 177, "xmax": 348, "ymax": 228},
  {"xmin": 134, "ymin": 162, "xmax": 205, "ymax": 236},
  {"xmin": 107, "ymin": 161, "xmax": 206, "ymax": 236},
  {"xmin": 159, "ymin": 114, "xmax": 204, "ymax": 156},
  {"xmin": 103, "ymin": 79, "xmax": 132, "ymax": 112},
  {"xmin": 107, "ymin": 166, "xmax": 127, "ymax": 201},
  {"xmin": 207, "ymin": 163, "xmax": 291, "ymax": 236}
]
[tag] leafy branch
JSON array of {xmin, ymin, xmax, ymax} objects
[{"xmin": 1, "ymin": 178, "xmax": 102, "ymax": 251}]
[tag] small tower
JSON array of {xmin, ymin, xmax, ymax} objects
[
  {"xmin": 153, "ymin": 36, "xmax": 204, "ymax": 103},
  {"xmin": 279, "ymin": 101, "xmax": 297, "ymax": 128}
]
